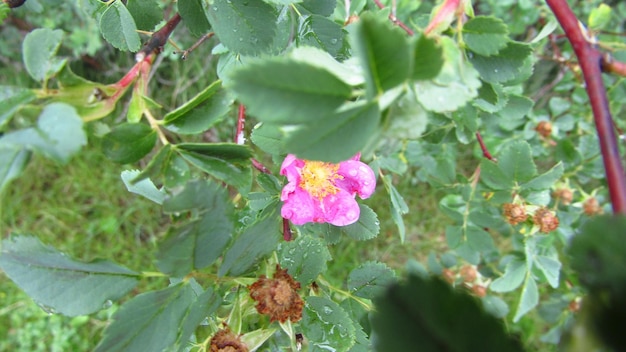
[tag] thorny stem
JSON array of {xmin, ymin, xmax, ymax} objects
[
  {"xmin": 179, "ymin": 32, "xmax": 215, "ymax": 60},
  {"xmin": 236, "ymin": 104, "xmax": 246, "ymax": 145},
  {"xmin": 136, "ymin": 13, "xmax": 182, "ymax": 61},
  {"xmin": 546, "ymin": 0, "xmax": 626, "ymax": 214},
  {"xmin": 475, "ymin": 132, "xmax": 495, "ymax": 162}
]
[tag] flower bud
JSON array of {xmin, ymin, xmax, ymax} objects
[
  {"xmin": 536, "ymin": 121, "xmax": 552, "ymax": 138},
  {"xmin": 553, "ymin": 188, "xmax": 573, "ymax": 206},
  {"xmin": 442, "ymin": 268, "xmax": 456, "ymax": 284},
  {"xmin": 459, "ymin": 265, "xmax": 477, "ymax": 283},
  {"xmin": 583, "ymin": 197, "xmax": 602, "ymax": 216},
  {"xmin": 533, "ymin": 207, "xmax": 559, "ymax": 233},
  {"xmin": 209, "ymin": 328, "xmax": 249, "ymax": 352},
  {"xmin": 471, "ymin": 285, "xmax": 487, "ymax": 298},
  {"xmin": 503, "ymin": 203, "xmax": 528, "ymax": 225}
]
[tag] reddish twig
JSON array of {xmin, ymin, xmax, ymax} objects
[
  {"xmin": 179, "ymin": 32, "xmax": 215, "ymax": 60},
  {"xmin": 546, "ymin": 0, "xmax": 626, "ymax": 214},
  {"xmin": 371, "ymin": 0, "xmax": 414, "ymax": 35},
  {"xmin": 475, "ymin": 132, "xmax": 495, "ymax": 162},
  {"xmin": 282, "ymin": 218, "xmax": 293, "ymax": 241},
  {"xmin": 136, "ymin": 13, "xmax": 182, "ymax": 61},
  {"xmin": 601, "ymin": 53, "xmax": 626, "ymax": 77},
  {"xmin": 236, "ymin": 104, "xmax": 246, "ymax": 145}
]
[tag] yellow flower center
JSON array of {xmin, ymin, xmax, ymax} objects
[{"xmin": 299, "ymin": 161, "xmax": 343, "ymax": 200}]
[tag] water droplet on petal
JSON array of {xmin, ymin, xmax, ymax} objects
[{"xmin": 349, "ymin": 169, "xmax": 358, "ymax": 177}]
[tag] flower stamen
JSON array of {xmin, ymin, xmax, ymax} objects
[{"xmin": 299, "ymin": 161, "xmax": 343, "ymax": 200}]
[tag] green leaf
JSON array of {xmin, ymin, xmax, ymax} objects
[
  {"xmin": 227, "ymin": 58, "xmax": 352, "ymax": 124},
  {"xmin": 302, "ymin": 296, "xmax": 356, "ymax": 352},
  {"xmin": 412, "ymin": 34, "xmax": 444, "ymax": 81},
  {"xmin": 0, "ymin": 236, "xmax": 139, "ymax": 316},
  {"xmin": 414, "ymin": 37, "xmax": 481, "ymax": 113},
  {"xmin": 0, "ymin": 86, "xmax": 36, "ymax": 127},
  {"xmin": 386, "ymin": 89, "xmax": 429, "ymax": 139},
  {"xmin": 490, "ymin": 258, "xmax": 526, "ymax": 292},
  {"xmin": 178, "ymin": 150, "xmax": 252, "ymax": 194},
  {"xmin": 250, "ymin": 123, "xmax": 284, "ymax": 155},
  {"xmin": 482, "ymin": 295, "xmax": 510, "ymax": 319},
  {"xmin": 469, "ymin": 41, "xmax": 532, "ymax": 83},
  {"xmin": 298, "ymin": 15, "xmax": 347, "ymax": 59},
  {"xmin": 534, "ymin": 255, "xmax": 561, "ymax": 288},
  {"xmin": 348, "ymin": 261, "xmax": 396, "ymax": 299},
  {"xmin": 176, "ymin": 143, "xmax": 252, "ymax": 161},
  {"xmin": 498, "ymin": 140, "xmax": 537, "ymax": 184},
  {"xmin": 178, "ymin": 0, "xmax": 211, "ymax": 37},
  {"xmin": 352, "ymin": 13, "xmax": 411, "ymax": 98},
  {"xmin": 521, "ymin": 162, "xmax": 563, "ymax": 191},
  {"xmin": 278, "ymin": 235, "xmax": 332, "ymax": 285},
  {"xmin": 22, "ymin": 28, "xmax": 66, "ymax": 82},
  {"xmin": 157, "ymin": 181, "xmax": 234, "ymax": 277},
  {"xmin": 466, "ymin": 226, "xmax": 496, "ymax": 254},
  {"xmin": 120, "ymin": 169, "xmax": 165, "ymax": 204},
  {"xmin": 480, "ymin": 158, "xmax": 514, "ymax": 190},
  {"xmin": 371, "ymin": 275, "xmax": 523, "ymax": 351},
  {"xmin": 462, "ymin": 16, "xmax": 509, "ymax": 56},
  {"xmin": 130, "ymin": 144, "xmax": 172, "ymax": 183},
  {"xmin": 164, "ymin": 81, "xmax": 234, "ymax": 134},
  {"xmin": 0, "ymin": 103, "xmax": 87, "ymax": 164},
  {"xmin": 340, "ymin": 203, "xmax": 380, "ymax": 241},
  {"xmin": 95, "ymin": 283, "xmax": 220, "ymax": 352},
  {"xmin": 163, "ymin": 153, "xmax": 191, "ymax": 189},
  {"xmin": 299, "ymin": 0, "xmax": 336, "ymax": 16},
  {"xmin": 126, "ymin": 0, "xmax": 162, "ymax": 31},
  {"xmin": 284, "ymin": 101, "xmax": 380, "ymax": 163},
  {"xmin": 588, "ymin": 3, "xmax": 612, "ymax": 31},
  {"xmin": 219, "ymin": 213, "xmax": 281, "ymax": 277},
  {"xmin": 0, "ymin": 146, "xmax": 30, "ymax": 193},
  {"xmin": 101, "ymin": 123, "xmax": 156, "ymax": 164},
  {"xmin": 513, "ymin": 275, "xmax": 538, "ymax": 322},
  {"xmin": 382, "ymin": 174, "xmax": 408, "ymax": 242},
  {"xmin": 99, "ymin": 0, "xmax": 141, "ymax": 52},
  {"xmin": 207, "ymin": 0, "xmax": 277, "ymax": 56}
]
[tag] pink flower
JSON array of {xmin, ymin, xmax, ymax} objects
[{"xmin": 280, "ymin": 154, "xmax": 376, "ymax": 226}]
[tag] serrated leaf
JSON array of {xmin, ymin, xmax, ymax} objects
[
  {"xmin": 227, "ymin": 58, "xmax": 352, "ymax": 124},
  {"xmin": 284, "ymin": 101, "xmax": 380, "ymax": 163},
  {"xmin": 163, "ymin": 153, "xmax": 191, "ymax": 188},
  {"xmin": 130, "ymin": 144, "xmax": 172, "ymax": 184},
  {"xmin": 348, "ymin": 261, "xmax": 396, "ymax": 299},
  {"xmin": 219, "ymin": 213, "xmax": 281, "ymax": 276},
  {"xmin": 534, "ymin": 255, "xmax": 561, "ymax": 288},
  {"xmin": 179, "ymin": 0, "xmax": 211, "ymax": 37},
  {"xmin": 0, "ymin": 236, "xmax": 139, "ymax": 316},
  {"xmin": 497, "ymin": 94, "xmax": 533, "ymax": 130},
  {"xmin": 164, "ymin": 81, "xmax": 233, "ymax": 134},
  {"xmin": 513, "ymin": 275, "xmax": 538, "ymax": 322},
  {"xmin": 521, "ymin": 162, "xmax": 563, "ymax": 191},
  {"xmin": 22, "ymin": 28, "xmax": 66, "ymax": 82},
  {"xmin": 178, "ymin": 150, "xmax": 252, "ymax": 194},
  {"xmin": 126, "ymin": 0, "xmax": 162, "ymax": 31},
  {"xmin": 412, "ymin": 34, "xmax": 444, "ymax": 81},
  {"xmin": 466, "ymin": 226, "xmax": 496, "ymax": 254},
  {"xmin": 480, "ymin": 158, "xmax": 514, "ymax": 190},
  {"xmin": 0, "ymin": 146, "xmax": 30, "ymax": 193},
  {"xmin": 95, "ymin": 283, "xmax": 220, "ymax": 352},
  {"xmin": 414, "ymin": 37, "xmax": 481, "ymax": 113},
  {"xmin": 588, "ymin": 3, "xmax": 612, "ymax": 31},
  {"xmin": 371, "ymin": 275, "xmax": 523, "ymax": 351},
  {"xmin": 490, "ymin": 258, "xmax": 526, "ymax": 293},
  {"xmin": 498, "ymin": 140, "xmax": 537, "ymax": 184},
  {"xmin": 121, "ymin": 169, "xmax": 165, "ymax": 204},
  {"xmin": 207, "ymin": 0, "xmax": 277, "ymax": 56},
  {"xmin": 176, "ymin": 143, "xmax": 252, "ymax": 160},
  {"xmin": 278, "ymin": 235, "xmax": 331, "ymax": 285},
  {"xmin": 250, "ymin": 123, "xmax": 284, "ymax": 155},
  {"xmin": 101, "ymin": 122, "xmax": 156, "ymax": 164},
  {"xmin": 469, "ymin": 41, "xmax": 532, "ymax": 83},
  {"xmin": 463, "ymin": 16, "xmax": 509, "ymax": 56},
  {"xmin": 298, "ymin": 15, "xmax": 347, "ymax": 59},
  {"xmin": 339, "ymin": 203, "xmax": 380, "ymax": 241},
  {"xmin": 99, "ymin": 0, "xmax": 141, "ymax": 52},
  {"xmin": 352, "ymin": 13, "xmax": 411, "ymax": 98},
  {"xmin": 0, "ymin": 103, "xmax": 87, "ymax": 164},
  {"xmin": 299, "ymin": 0, "xmax": 336, "ymax": 16},
  {"xmin": 0, "ymin": 86, "xmax": 36, "ymax": 127},
  {"xmin": 302, "ymin": 296, "xmax": 356, "ymax": 352}
]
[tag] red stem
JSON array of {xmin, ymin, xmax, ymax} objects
[
  {"xmin": 546, "ymin": 0, "xmax": 626, "ymax": 214},
  {"xmin": 372, "ymin": 0, "xmax": 414, "ymax": 35},
  {"xmin": 283, "ymin": 218, "xmax": 293, "ymax": 241},
  {"xmin": 236, "ymin": 104, "xmax": 246, "ymax": 145},
  {"xmin": 137, "ymin": 13, "xmax": 182, "ymax": 59},
  {"xmin": 475, "ymin": 132, "xmax": 495, "ymax": 161}
]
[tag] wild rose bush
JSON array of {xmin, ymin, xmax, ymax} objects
[{"xmin": 1, "ymin": 0, "xmax": 626, "ymax": 351}]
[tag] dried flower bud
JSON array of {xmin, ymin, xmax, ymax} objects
[
  {"xmin": 442, "ymin": 268, "xmax": 455, "ymax": 284},
  {"xmin": 536, "ymin": 121, "xmax": 552, "ymax": 138},
  {"xmin": 553, "ymin": 188, "xmax": 573, "ymax": 206},
  {"xmin": 459, "ymin": 265, "xmax": 477, "ymax": 283},
  {"xmin": 583, "ymin": 197, "xmax": 602, "ymax": 216},
  {"xmin": 209, "ymin": 328, "xmax": 248, "ymax": 352},
  {"xmin": 503, "ymin": 203, "xmax": 528, "ymax": 225},
  {"xmin": 568, "ymin": 299, "xmax": 581, "ymax": 313},
  {"xmin": 471, "ymin": 285, "xmax": 487, "ymax": 298},
  {"xmin": 249, "ymin": 265, "xmax": 304, "ymax": 323},
  {"xmin": 533, "ymin": 207, "xmax": 559, "ymax": 233}
]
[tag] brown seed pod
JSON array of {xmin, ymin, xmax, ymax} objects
[
  {"xmin": 248, "ymin": 265, "xmax": 304, "ymax": 323},
  {"xmin": 459, "ymin": 265, "xmax": 478, "ymax": 283},
  {"xmin": 209, "ymin": 328, "xmax": 248, "ymax": 352},
  {"xmin": 583, "ymin": 197, "xmax": 602, "ymax": 216},
  {"xmin": 553, "ymin": 188, "xmax": 573, "ymax": 206},
  {"xmin": 533, "ymin": 207, "xmax": 559, "ymax": 233},
  {"xmin": 536, "ymin": 121, "xmax": 553, "ymax": 138}
]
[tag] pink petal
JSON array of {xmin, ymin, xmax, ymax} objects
[
  {"xmin": 336, "ymin": 160, "xmax": 376, "ymax": 199},
  {"xmin": 321, "ymin": 190, "xmax": 361, "ymax": 226},
  {"xmin": 281, "ymin": 188, "xmax": 321, "ymax": 225}
]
